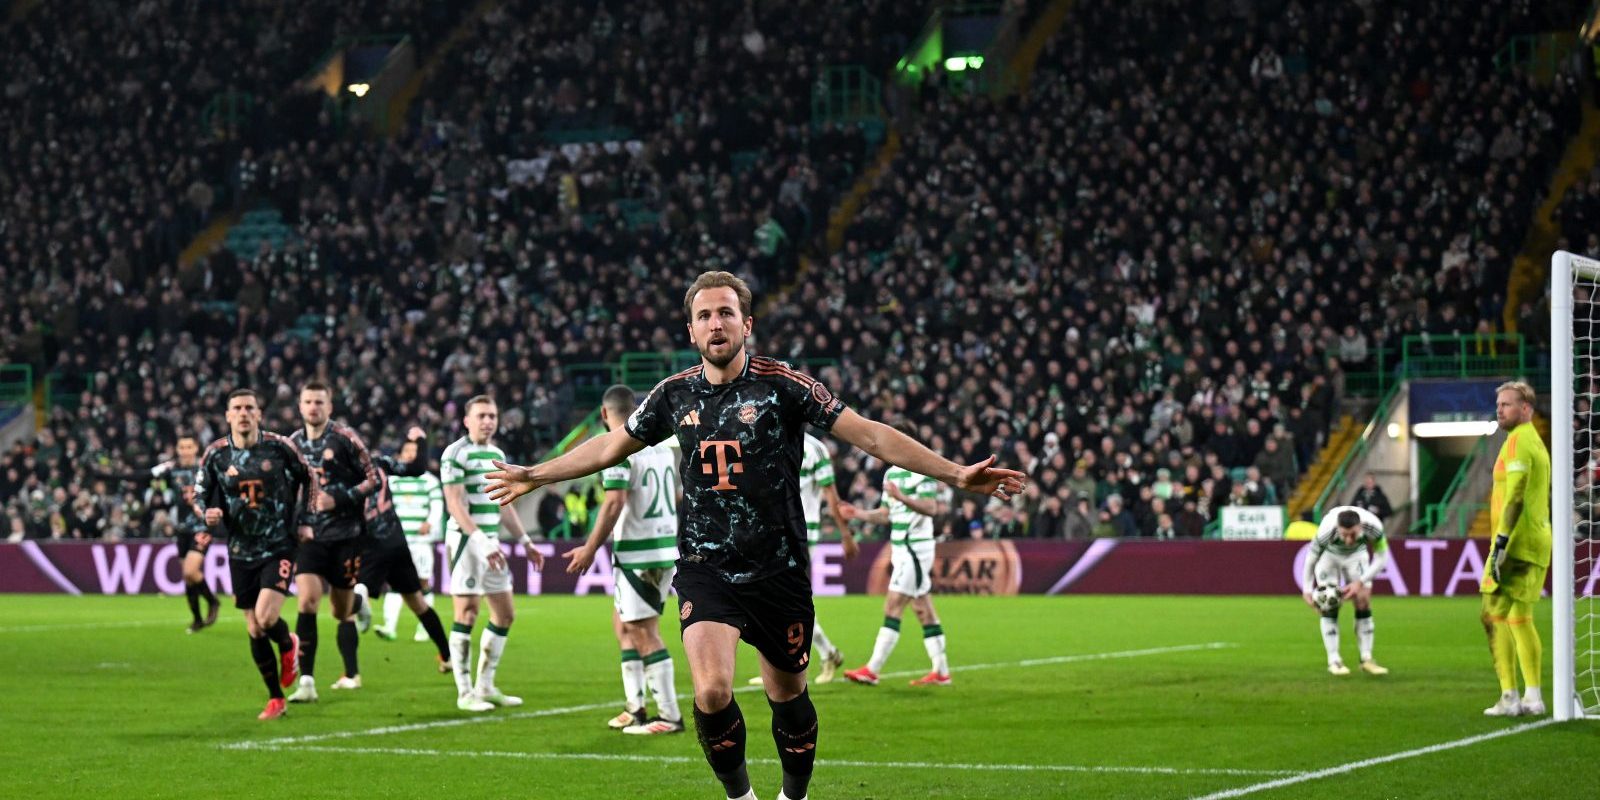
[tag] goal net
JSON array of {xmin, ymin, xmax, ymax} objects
[{"xmin": 1554, "ymin": 250, "xmax": 1600, "ymax": 720}]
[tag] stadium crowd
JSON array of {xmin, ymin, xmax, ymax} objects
[{"xmin": 0, "ymin": 0, "xmax": 1583, "ymax": 544}]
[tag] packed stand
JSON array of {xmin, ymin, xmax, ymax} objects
[
  {"xmin": 762, "ymin": 0, "xmax": 1579, "ymax": 539},
  {"xmin": 1, "ymin": 0, "xmax": 921, "ymax": 539}
]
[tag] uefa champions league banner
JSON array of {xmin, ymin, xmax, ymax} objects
[{"xmin": 0, "ymin": 539, "xmax": 1590, "ymax": 596}]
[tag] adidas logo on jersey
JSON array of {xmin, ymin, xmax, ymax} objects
[{"xmin": 679, "ymin": 410, "xmax": 701, "ymax": 427}]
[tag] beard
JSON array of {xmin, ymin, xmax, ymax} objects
[{"xmin": 699, "ymin": 334, "xmax": 744, "ymax": 368}]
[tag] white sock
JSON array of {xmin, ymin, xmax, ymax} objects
[
  {"xmin": 1523, "ymin": 686, "xmax": 1543, "ymax": 704},
  {"xmin": 922, "ymin": 624, "xmax": 948, "ymax": 676},
  {"xmin": 730, "ymin": 791, "xmax": 757, "ymax": 800},
  {"xmin": 776, "ymin": 793, "xmax": 804, "ymax": 800},
  {"xmin": 475, "ymin": 623, "xmax": 509, "ymax": 693},
  {"xmin": 621, "ymin": 651, "xmax": 645, "ymax": 712},
  {"xmin": 644, "ymin": 651, "xmax": 680, "ymax": 721},
  {"xmin": 449, "ymin": 627, "xmax": 474, "ymax": 697},
  {"xmin": 1355, "ymin": 614, "xmax": 1374, "ymax": 662},
  {"xmin": 812, "ymin": 619, "xmax": 837, "ymax": 661},
  {"xmin": 1320, "ymin": 616, "xmax": 1341, "ymax": 664},
  {"xmin": 867, "ymin": 621, "xmax": 901, "ymax": 673},
  {"xmin": 382, "ymin": 592, "xmax": 403, "ymax": 633}
]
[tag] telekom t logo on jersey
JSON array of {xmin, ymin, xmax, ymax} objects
[{"xmin": 698, "ymin": 440, "xmax": 744, "ymax": 490}]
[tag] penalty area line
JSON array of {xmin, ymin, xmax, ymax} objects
[
  {"xmin": 225, "ymin": 641, "xmax": 1236, "ymax": 749},
  {"xmin": 256, "ymin": 744, "xmax": 1298, "ymax": 777},
  {"xmin": 1188, "ymin": 718, "xmax": 1562, "ymax": 800}
]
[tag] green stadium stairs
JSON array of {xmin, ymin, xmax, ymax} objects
[{"xmin": 1285, "ymin": 415, "xmax": 1360, "ymax": 520}]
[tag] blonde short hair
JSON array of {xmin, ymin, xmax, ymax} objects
[{"xmin": 1496, "ymin": 381, "xmax": 1535, "ymax": 407}]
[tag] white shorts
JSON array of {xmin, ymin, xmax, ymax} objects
[
  {"xmin": 1313, "ymin": 550, "xmax": 1369, "ymax": 587},
  {"xmin": 446, "ymin": 530, "xmax": 512, "ymax": 596},
  {"xmin": 613, "ymin": 563, "xmax": 676, "ymax": 623},
  {"xmin": 407, "ymin": 541, "xmax": 437, "ymax": 587},
  {"xmin": 888, "ymin": 540, "xmax": 936, "ymax": 598}
]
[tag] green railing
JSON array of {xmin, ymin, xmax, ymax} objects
[
  {"xmin": 535, "ymin": 406, "xmax": 604, "ymax": 541},
  {"xmin": 0, "ymin": 364, "xmax": 32, "ymax": 410},
  {"xmin": 1492, "ymin": 32, "xmax": 1577, "ymax": 76},
  {"xmin": 1312, "ymin": 382, "xmax": 1402, "ymax": 520},
  {"xmin": 1410, "ymin": 433, "xmax": 1494, "ymax": 537},
  {"xmin": 1338, "ymin": 333, "xmax": 1525, "ymax": 399},
  {"xmin": 812, "ymin": 65, "xmax": 883, "ymax": 125}
]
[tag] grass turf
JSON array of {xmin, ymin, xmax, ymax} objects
[{"xmin": 0, "ymin": 593, "xmax": 1595, "ymax": 799}]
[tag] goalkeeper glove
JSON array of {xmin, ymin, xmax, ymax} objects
[{"xmin": 1491, "ymin": 533, "xmax": 1509, "ymax": 583}]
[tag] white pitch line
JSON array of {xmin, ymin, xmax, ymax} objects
[
  {"xmin": 251, "ymin": 744, "xmax": 1297, "ymax": 777},
  {"xmin": 0, "ymin": 617, "xmax": 239, "ymax": 633},
  {"xmin": 227, "ymin": 642, "xmax": 1236, "ymax": 749},
  {"xmin": 1189, "ymin": 718, "xmax": 1563, "ymax": 800}
]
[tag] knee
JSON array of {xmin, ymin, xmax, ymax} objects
[
  {"xmin": 246, "ymin": 620, "xmax": 263, "ymax": 638},
  {"xmin": 492, "ymin": 608, "xmax": 515, "ymax": 627},
  {"xmin": 456, "ymin": 607, "xmax": 478, "ymax": 626},
  {"xmin": 695, "ymin": 685, "xmax": 733, "ymax": 713}
]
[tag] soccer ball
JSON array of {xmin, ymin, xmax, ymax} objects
[{"xmin": 1312, "ymin": 583, "xmax": 1342, "ymax": 613}]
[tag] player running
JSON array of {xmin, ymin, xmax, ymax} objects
[
  {"xmin": 442, "ymin": 395, "xmax": 544, "ymax": 712},
  {"xmin": 373, "ymin": 432, "xmax": 446, "ymax": 646},
  {"xmin": 288, "ymin": 382, "xmax": 383, "ymax": 701},
  {"xmin": 564, "ymin": 384, "xmax": 684, "ymax": 735},
  {"xmin": 348, "ymin": 427, "xmax": 454, "ymax": 675},
  {"xmin": 487, "ymin": 271, "xmax": 1026, "ymax": 800},
  {"xmin": 194, "ymin": 388, "xmax": 314, "ymax": 720},
  {"xmin": 101, "ymin": 435, "xmax": 221, "ymax": 632},
  {"xmin": 1300, "ymin": 506, "xmax": 1390, "ymax": 676},
  {"xmin": 840, "ymin": 432, "xmax": 953, "ymax": 687}
]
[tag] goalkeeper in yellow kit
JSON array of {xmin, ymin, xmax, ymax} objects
[{"xmin": 1481, "ymin": 381, "xmax": 1552, "ymax": 717}]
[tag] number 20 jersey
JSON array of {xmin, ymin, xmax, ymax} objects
[{"xmin": 625, "ymin": 355, "xmax": 846, "ymax": 584}]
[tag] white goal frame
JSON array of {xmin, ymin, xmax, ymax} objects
[{"xmin": 1552, "ymin": 250, "xmax": 1597, "ymax": 721}]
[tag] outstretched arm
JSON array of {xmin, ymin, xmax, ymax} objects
[
  {"xmin": 829, "ymin": 408, "xmax": 1026, "ymax": 500},
  {"xmin": 485, "ymin": 427, "xmax": 646, "ymax": 505}
]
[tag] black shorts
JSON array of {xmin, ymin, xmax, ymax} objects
[
  {"xmin": 231, "ymin": 554, "xmax": 295, "ymax": 610},
  {"xmin": 674, "ymin": 561, "xmax": 815, "ymax": 673},
  {"xmin": 177, "ymin": 528, "xmax": 213, "ymax": 557},
  {"xmin": 296, "ymin": 537, "xmax": 364, "ymax": 589},
  {"xmin": 358, "ymin": 540, "xmax": 422, "ymax": 597}
]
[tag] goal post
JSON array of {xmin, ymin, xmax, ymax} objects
[{"xmin": 1552, "ymin": 249, "xmax": 1599, "ymax": 721}]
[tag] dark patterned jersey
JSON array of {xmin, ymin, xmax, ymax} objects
[
  {"xmin": 625, "ymin": 355, "xmax": 846, "ymax": 583},
  {"xmin": 291, "ymin": 422, "xmax": 382, "ymax": 543},
  {"xmin": 363, "ymin": 450, "xmax": 429, "ymax": 548},
  {"xmin": 194, "ymin": 433, "xmax": 314, "ymax": 562},
  {"xmin": 150, "ymin": 461, "xmax": 206, "ymax": 533},
  {"xmin": 106, "ymin": 461, "xmax": 205, "ymax": 532}
]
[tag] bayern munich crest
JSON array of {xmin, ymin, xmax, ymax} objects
[{"xmin": 739, "ymin": 404, "xmax": 757, "ymax": 424}]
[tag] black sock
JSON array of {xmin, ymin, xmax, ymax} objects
[
  {"xmin": 197, "ymin": 580, "xmax": 218, "ymax": 606},
  {"xmin": 251, "ymin": 635, "xmax": 284, "ymax": 699},
  {"xmin": 693, "ymin": 698, "xmax": 750, "ymax": 798},
  {"xmin": 266, "ymin": 618, "xmax": 293, "ymax": 651},
  {"xmin": 336, "ymin": 620, "xmax": 359, "ymax": 678},
  {"xmin": 185, "ymin": 584, "xmax": 202, "ymax": 623},
  {"xmin": 769, "ymin": 689, "xmax": 819, "ymax": 799},
  {"xmin": 417, "ymin": 608, "xmax": 449, "ymax": 660},
  {"xmin": 296, "ymin": 612, "xmax": 319, "ymax": 677}
]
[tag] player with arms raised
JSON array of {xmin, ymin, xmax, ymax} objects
[
  {"xmin": 564, "ymin": 384, "xmax": 684, "ymax": 735},
  {"xmin": 194, "ymin": 389, "xmax": 315, "ymax": 720},
  {"xmin": 488, "ymin": 271, "xmax": 1026, "ymax": 800},
  {"xmin": 1301, "ymin": 506, "xmax": 1390, "ymax": 676}
]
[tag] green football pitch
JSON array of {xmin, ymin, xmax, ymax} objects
[{"xmin": 1, "ymin": 593, "xmax": 1595, "ymax": 799}]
